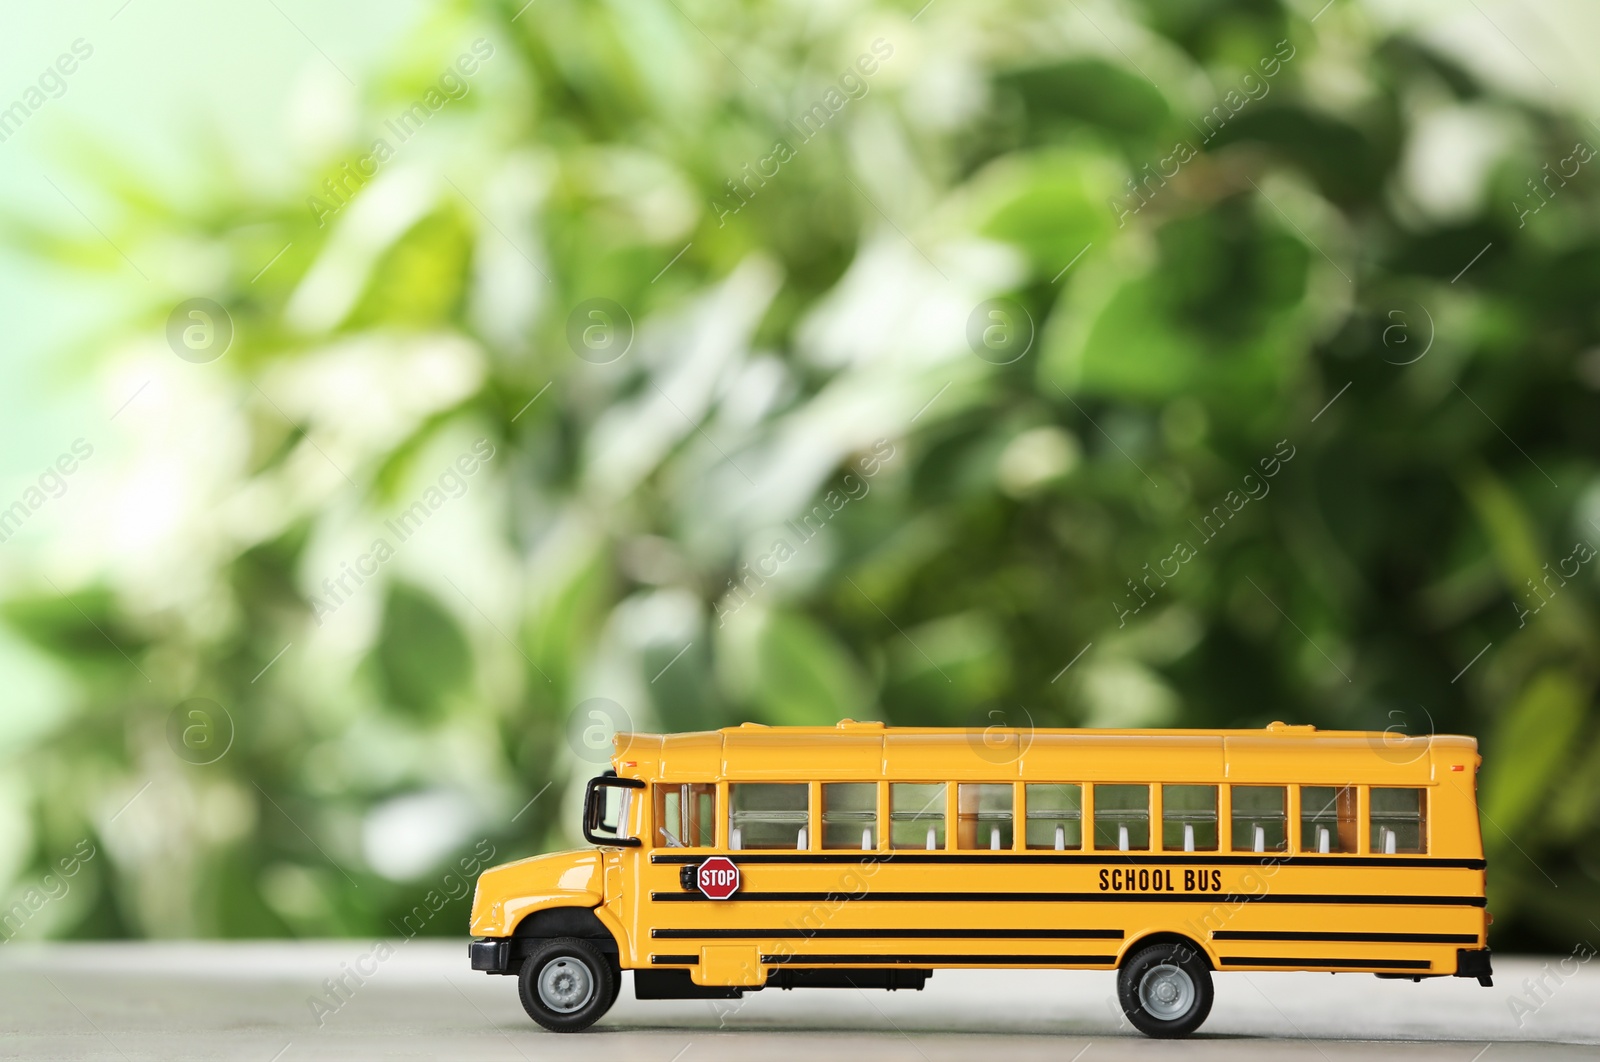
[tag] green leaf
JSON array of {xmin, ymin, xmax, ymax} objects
[
  {"xmin": 370, "ymin": 583, "xmax": 472, "ymax": 720},
  {"xmin": 1, "ymin": 587, "xmax": 140, "ymax": 667},
  {"xmin": 1459, "ymin": 468, "xmax": 1544, "ymax": 580},
  {"xmin": 1053, "ymin": 273, "xmax": 1203, "ymax": 400},
  {"xmin": 1043, "ymin": 200, "xmax": 1311, "ymax": 405},
  {"xmin": 973, "ymin": 150, "xmax": 1118, "ymax": 278},
  {"xmin": 882, "ymin": 612, "xmax": 1009, "ymax": 720},
  {"xmin": 1480, "ymin": 669, "xmax": 1587, "ymax": 839},
  {"xmin": 347, "ymin": 209, "xmax": 472, "ymax": 330},
  {"xmin": 999, "ymin": 58, "xmax": 1170, "ymax": 138},
  {"xmin": 752, "ymin": 612, "xmax": 871, "ymax": 726}
]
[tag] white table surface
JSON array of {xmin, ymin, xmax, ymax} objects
[{"xmin": 1, "ymin": 941, "xmax": 1594, "ymax": 1060}]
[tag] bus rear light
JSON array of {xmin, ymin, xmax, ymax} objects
[{"xmin": 1451, "ymin": 764, "xmax": 1464, "ymax": 771}]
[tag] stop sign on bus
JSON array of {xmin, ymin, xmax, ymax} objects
[{"xmin": 696, "ymin": 856, "xmax": 740, "ymax": 899}]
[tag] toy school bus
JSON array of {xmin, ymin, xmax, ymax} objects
[{"xmin": 468, "ymin": 721, "xmax": 1492, "ymax": 1037}]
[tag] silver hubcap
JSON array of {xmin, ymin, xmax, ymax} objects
[
  {"xmin": 1138, "ymin": 963, "xmax": 1195, "ymax": 1021},
  {"xmin": 537, "ymin": 957, "xmax": 595, "ymax": 1013}
]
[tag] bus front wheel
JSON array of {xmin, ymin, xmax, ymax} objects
[
  {"xmin": 517, "ymin": 937, "xmax": 617, "ymax": 1032},
  {"xmin": 1116, "ymin": 941, "xmax": 1214, "ymax": 1038}
]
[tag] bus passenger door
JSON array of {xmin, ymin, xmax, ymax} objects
[{"xmin": 627, "ymin": 783, "xmax": 719, "ymax": 969}]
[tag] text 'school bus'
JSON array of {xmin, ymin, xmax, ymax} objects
[{"xmin": 468, "ymin": 721, "xmax": 1492, "ymax": 1038}]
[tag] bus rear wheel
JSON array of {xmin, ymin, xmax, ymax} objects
[
  {"xmin": 517, "ymin": 937, "xmax": 617, "ymax": 1032},
  {"xmin": 1116, "ymin": 941, "xmax": 1214, "ymax": 1038}
]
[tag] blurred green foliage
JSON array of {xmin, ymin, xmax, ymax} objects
[{"xmin": 3, "ymin": 0, "xmax": 1598, "ymax": 953}]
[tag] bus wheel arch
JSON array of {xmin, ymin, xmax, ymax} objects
[
  {"xmin": 1117, "ymin": 931, "xmax": 1214, "ymax": 971},
  {"xmin": 511, "ymin": 906, "xmax": 621, "ymax": 974},
  {"xmin": 512, "ymin": 904, "xmax": 619, "ymax": 949},
  {"xmin": 1115, "ymin": 933, "xmax": 1215, "ymax": 1039}
]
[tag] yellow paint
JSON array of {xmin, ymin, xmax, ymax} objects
[
  {"xmin": 470, "ymin": 722, "xmax": 1488, "ymax": 977},
  {"xmin": 470, "ymin": 851, "xmax": 602, "ymax": 937},
  {"xmin": 692, "ymin": 944, "xmax": 765, "ymax": 987}
]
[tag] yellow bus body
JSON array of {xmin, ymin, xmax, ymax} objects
[{"xmin": 471, "ymin": 720, "xmax": 1489, "ymax": 1006}]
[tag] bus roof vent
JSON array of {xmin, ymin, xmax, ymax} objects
[
  {"xmin": 737, "ymin": 721, "xmax": 769, "ymax": 728},
  {"xmin": 836, "ymin": 719, "xmax": 886, "ymax": 729},
  {"xmin": 1264, "ymin": 721, "xmax": 1315, "ymax": 732}
]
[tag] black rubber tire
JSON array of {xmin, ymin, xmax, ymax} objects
[
  {"xmin": 517, "ymin": 937, "xmax": 617, "ymax": 1032},
  {"xmin": 1116, "ymin": 941, "xmax": 1214, "ymax": 1039}
]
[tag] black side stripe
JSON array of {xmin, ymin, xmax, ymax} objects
[
  {"xmin": 649, "ymin": 853, "xmax": 1488, "ymax": 870},
  {"xmin": 1220, "ymin": 956, "xmax": 1432, "ymax": 970},
  {"xmin": 762, "ymin": 953, "xmax": 1117, "ymax": 966},
  {"xmin": 650, "ymin": 891, "xmax": 1488, "ymax": 907},
  {"xmin": 652, "ymin": 927, "xmax": 1124, "ymax": 940},
  {"xmin": 656, "ymin": 951, "xmax": 1437, "ymax": 969},
  {"xmin": 1213, "ymin": 930, "xmax": 1479, "ymax": 944}
]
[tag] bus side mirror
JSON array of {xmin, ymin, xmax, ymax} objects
[{"xmin": 583, "ymin": 776, "xmax": 644, "ymax": 847}]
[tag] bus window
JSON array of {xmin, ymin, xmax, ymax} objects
[
  {"xmin": 1370, "ymin": 787, "xmax": 1427, "ymax": 854},
  {"xmin": 957, "ymin": 784, "xmax": 1013, "ymax": 850},
  {"xmin": 821, "ymin": 783, "xmax": 878, "ymax": 850},
  {"xmin": 1094, "ymin": 784, "xmax": 1150, "ymax": 851},
  {"xmin": 1299, "ymin": 785, "xmax": 1356, "ymax": 853},
  {"xmin": 1230, "ymin": 786, "xmax": 1286, "ymax": 852},
  {"xmin": 1161, "ymin": 785, "xmax": 1217, "ymax": 852},
  {"xmin": 890, "ymin": 783, "xmax": 947, "ymax": 850},
  {"xmin": 654, "ymin": 783, "xmax": 716, "ymax": 848},
  {"xmin": 1025, "ymin": 783, "xmax": 1082, "ymax": 850},
  {"xmin": 728, "ymin": 783, "xmax": 809, "ymax": 850}
]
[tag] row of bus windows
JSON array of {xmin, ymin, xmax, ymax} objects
[{"xmin": 653, "ymin": 782, "xmax": 1427, "ymax": 854}]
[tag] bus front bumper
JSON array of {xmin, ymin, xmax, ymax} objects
[
  {"xmin": 470, "ymin": 937, "xmax": 513, "ymax": 975},
  {"xmin": 1455, "ymin": 947, "xmax": 1493, "ymax": 987}
]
